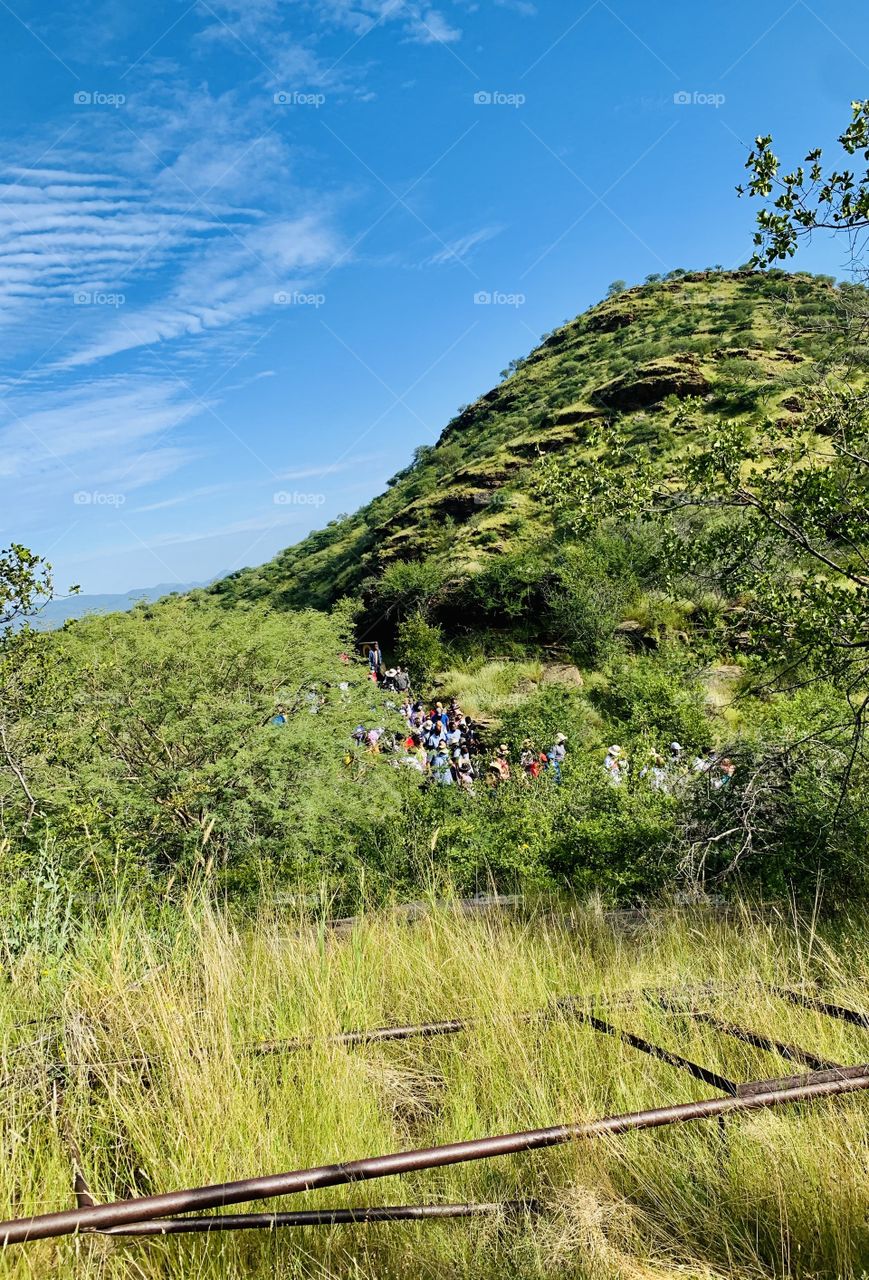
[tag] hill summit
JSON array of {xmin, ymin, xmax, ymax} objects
[{"xmin": 206, "ymin": 269, "xmax": 858, "ymax": 637}]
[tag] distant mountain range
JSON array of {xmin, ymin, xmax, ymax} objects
[{"xmin": 26, "ymin": 579, "xmax": 216, "ymax": 630}]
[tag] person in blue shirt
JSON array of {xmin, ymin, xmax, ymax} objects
[
  {"xmin": 547, "ymin": 733, "xmax": 567, "ymax": 782},
  {"xmin": 430, "ymin": 745, "xmax": 454, "ymax": 785}
]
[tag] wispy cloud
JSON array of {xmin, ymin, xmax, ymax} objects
[
  {"xmin": 57, "ymin": 215, "xmax": 339, "ymax": 369},
  {"xmin": 203, "ymin": 0, "xmax": 463, "ymax": 55},
  {"xmin": 278, "ymin": 451, "xmax": 385, "ymax": 480},
  {"xmin": 422, "ymin": 224, "xmax": 502, "ymax": 267},
  {"xmin": 0, "ymin": 376, "xmax": 203, "ymax": 499},
  {"xmin": 130, "ymin": 483, "xmax": 231, "ymax": 513},
  {"xmin": 0, "ymin": 76, "xmax": 343, "ymax": 374},
  {"xmin": 493, "ymin": 0, "xmax": 537, "ymax": 14}
]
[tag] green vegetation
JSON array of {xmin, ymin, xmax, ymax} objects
[
  {"xmin": 0, "ymin": 895, "xmax": 865, "ymax": 1278},
  {"xmin": 210, "ymin": 269, "xmax": 869, "ymax": 617},
  {"xmin": 2, "ymin": 264, "xmax": 867, "ymax": 911},
  {"xmin": 1, "ymin": 107, "xmax": 868, "ymax": 1277}
]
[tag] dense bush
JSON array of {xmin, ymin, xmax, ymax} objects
[{"xmin": 1, "ymin": 599, "xmax": 406, "ymax": 895}]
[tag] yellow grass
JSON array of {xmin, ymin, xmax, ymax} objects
[{"xmin": 0, "ymin": 895, "xmax": 866, "ymax": 1278}]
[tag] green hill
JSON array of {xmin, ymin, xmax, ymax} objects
[
  {"xmin": 206, "ymin": 269, "xmax": 864, "ymax": 632},
  {"xmin": 3, "ymin": 268, "xmax": 867, "ymax": 908}
]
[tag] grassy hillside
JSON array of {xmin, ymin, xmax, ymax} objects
[
  {"xmin": 206, "ymin": 269, "xmax": 866, "ymax": 623},
  {"xmin": 3, "ymin": 267, "xmax": 866, "ymax": 909}
]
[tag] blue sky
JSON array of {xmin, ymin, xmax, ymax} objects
[{"xmin": 1, "ymin": 0, "xmax": 867, "ymax": 594}]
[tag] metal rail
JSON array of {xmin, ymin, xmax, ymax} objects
[
  {"xmin": 775, "ymin": 988, "xmax": 869, "ymax": 1030},
  {"xmin": 565, "ymin": 1010, "xmax": 739, "ymax": 1095},
  {"xmin": 4, "ymin": 1064, "xmax": 867, "ymax": 1244},
  {"xmin": 55, "ymin": 980, "xmax": 766, "ymax": 1076},
  {"xmin": 100, "ymin": 1199, "xmax": 541, "ymax": 1236},
  {"xmin": 687, "ymin": 1012, "xmax": 840, "ymax": 1072}
]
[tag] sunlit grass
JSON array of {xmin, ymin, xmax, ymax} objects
[
  {"xmin": 0, "ymin": 896, "xmax": 866, "ymax": 1278},
  {"xmin": 438, "ymin": 660, "xmax": 546, "ymax": 721}
]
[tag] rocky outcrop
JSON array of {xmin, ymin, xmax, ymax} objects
[
  {"xmin": 593, "ymin": 355, "xmax": 710, "ymax": 412},
  {"xmin": 586, "ymin": 302, "xmax": 637, "ymax": 332}
]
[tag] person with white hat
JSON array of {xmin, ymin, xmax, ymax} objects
[
  {"xmin": 547, "ymin": 732, "xmax": 567, "ymax": 782},
  {"xmin": 604, "ymin": 744, "xmax": 627, "ymax": 786}
]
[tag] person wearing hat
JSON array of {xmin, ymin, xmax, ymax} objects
[
  {"xmin": 545, "ymin": 732, "xmax": 567, "ymax": 782},
  {"xmin": 667, "ymin": 741, "xmax": 686, "ymax": 786},
  {"xmin": 489, "ymin": 744, "xmax": 511, "ymax": 784},
  {"xmin": 456, "ymin": 759, "xmax": 475, "ymax": 793},
  {"xmin": 520, "ymin": 739, "xmax": 538, "ymax": 780},
  {"xmin": 430, "ymin": 741, "xmax": 454, "ymax": 786},
  {"xmin": 604, "ymin": 744, "xmax": 626, "ymax": 786}
]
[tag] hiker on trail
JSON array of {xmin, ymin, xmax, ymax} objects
[
  {"xmin": 604, "ymin": 744, "xmax": 627, "ymax": 786},
  {"xmin": 640, "ymin": 751, "xmax": 668, "ymax": 791},
  {"xmin": 712, "ymin": 757, "xmax": 736, "ymax": 789},
  {"xmin": 422, "ymin": 720, "xmax": 441, "ymax": 754},
  {"xmin": 381, "ymin": 667, "xmax": 398, "ymax": 692},
  {"xmin": 368, "ymin": 643, "xmax": 382, "ymax": 676},
  {"xmin": 546, "ymin": 733, "xmax": 567, "ymax": 782},
  {"xmin": 692, "ymin": 747, "xmax": 717, "ymax": 775},
  {"xmin": 488, "ymin": 744, "xmax": 511, "ymax": 785},
  {"xmin": 404, "ymin": 734, "xmax": 428, "ymax": 773},
  {"xmin": 430, "ymin": 743, "xmax": 454, "ymax": 785},
  {"xmin": 395, "ymin": 666, "xmax": 410, "ymax": 693},
  {"xmin": 457, "ymin": 761, "xmax": 475, "ymax": 792},
  {"xmin": 352, "ymin": 724, "xmax": 367, "ymax": 745},
  {"xmin": 520, "ymin": 739, "xmax": 544, "ymax": 780},
  {"xmin": 432, "ymin": 701, "xmax": 449, "ymax": 730}
]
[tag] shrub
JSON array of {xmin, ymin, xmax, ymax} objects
[{"xmin": 396, "ymin": 613, "xmax": 445, "ymax": 688}]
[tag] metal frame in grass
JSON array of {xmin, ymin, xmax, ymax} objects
[{"xmin": 2, "ymin": 980, "xmax": 865, "ymax": 1245}]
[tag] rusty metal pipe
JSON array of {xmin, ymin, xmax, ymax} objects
[
  {"xmin": 1, "ymin": 1064, "xmax": 866, "ymax": 1244},
  {"xmin": 62, "ymin": 981, "xmax": 763, "ymax": 1075},
  {"xmin": 100, "ymin": 1199, "xmax": 540, "ymax": 1235}
]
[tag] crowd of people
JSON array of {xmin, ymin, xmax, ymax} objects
[
  {"xmin": 355, "ymin": 645, "xmax": 569, "ymax": 791},
  {"xmin": 604, "ymin": 741, "xmax": 736, "ymax": 791},
  {"xmin": 352, "ymin": 696, "xmax": 569, "ymax": 792},
  {"xmin": 274, "ymin": 644, "xmax": 737, "ymax": 799}
]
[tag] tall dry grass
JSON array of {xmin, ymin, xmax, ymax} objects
[{"xmin": 0, "ymin": 894, "xmax": 866, "ymax": 1278}]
